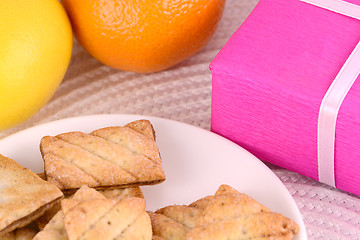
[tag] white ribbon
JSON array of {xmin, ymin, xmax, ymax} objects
[
  {"xmin": 300, "ymin": 0, "xmax": 360, "ymax": 187},
  {"xmin": 301, "ymin": 0, "xmax": 360, "ymax": 19}
]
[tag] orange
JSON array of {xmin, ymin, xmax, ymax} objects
[
  {"xmin": 0, "ymin": 0, "xmax": 72, "ymax": 131},
  {"xmin": 61, "ymin": 0, "xmax": 225, "ymax": 73}
]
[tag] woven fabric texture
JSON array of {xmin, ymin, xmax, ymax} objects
[{"xmin": 0, "ymin": 0, "xmax": 359, "ymax": 239}]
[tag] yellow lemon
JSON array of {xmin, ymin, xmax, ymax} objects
[{"xmin": 0, "ymin": 0, "xmax": 72, "ymax": 131}]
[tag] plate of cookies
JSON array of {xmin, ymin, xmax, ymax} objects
[{"xmin": 0, "ymin": 114, "xmax": 307, "ymax": 239}]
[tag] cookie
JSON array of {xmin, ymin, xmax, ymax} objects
[
  {"xmin": 0, "ymin": 154, "xmax": 63, "ymax": 236},
  {"xmin": 40, "ymin": 119, "xmax": 165, "ymax": 191},
  {"xmin": 62, "ymin": 197, "xmax": 151, "ymax": 240}
]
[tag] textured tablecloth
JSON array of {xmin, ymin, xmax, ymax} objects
[{"xmin": 1, "ymin": 0, "xmax": 360, "ymax": 239}]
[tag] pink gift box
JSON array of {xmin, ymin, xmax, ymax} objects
[{"xmin": 210, "ymin": 0, "xmax": 360, "ymax": 195}]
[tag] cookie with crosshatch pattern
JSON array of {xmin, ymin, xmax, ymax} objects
[
  {"xmin": 40, "ymin": 119, "xmax": 165, "ymax": 192},
  {"xmin": 0, "ymin": 154, "xmax": 63, "ymax": 236},
  {"xmin": 150, "ymin": 184, "xmax": 299, "ymax": 240}
]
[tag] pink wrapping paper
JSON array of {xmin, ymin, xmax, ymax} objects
[{"xmin": 210, "ymin": 0, "xmax": 360, "ymax": 195}]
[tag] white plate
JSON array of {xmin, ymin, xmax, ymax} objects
[{"xmin": 0, "ymin": 114, "xmax": 306, "ymax": 239}]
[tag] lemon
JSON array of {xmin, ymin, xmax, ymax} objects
[{"xmin": 0, "ymin": 0, "xmax": 73, "ymax": 131}]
